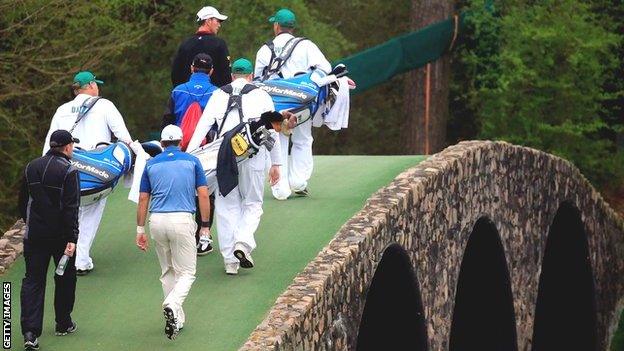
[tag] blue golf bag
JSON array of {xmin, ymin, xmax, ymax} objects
[
  {"xmin": 71, "ymin": 142, "xmax": 132, "ymax": 205},
  {"xmin": 254, "ymin": 64, "xmax": 348, "ymax": 127}
]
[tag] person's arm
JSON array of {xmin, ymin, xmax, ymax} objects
[
  {"xmin": 105, "ymin": 101, "xmax": 133, "ymax": 144},
  {"xmin": 161, "ymin": 94, "xmax": 177, "ymax": 129},
  {"xmin": 187, "ymin": 92, "xmax": 220, "ymax": 152},
  {"xmin": 269, "ymin": 129, "xmax": 281, "ymax": 164},
  {"xmin": 171, "ymin": 43, "xmax": 188, "ymax": 87},
  {"xmin": 136, "ymin": 192, "xmax": 150, "ymax": 251},
  {"xmin": 61, "ymin": 169, "xmax": 80, "ymax": 246},
  {"xmin": 254, "ymin": 46, "xmax": 270, "ymax": 80},
  {"xmin": 136, "ymin": 167, "xmax": 151, "ymax": 251},
  {"xmin": 256, "ymin": 92, "xmax": 281, "ymax": 185},
  {"xmin": 194, "ymin": 157, "xmax": 211, "ymax": 236},
  {"xmin": 268, "ymin": 143, "xmax": 280, "ymax": 186},
  {"xmin": 42, "ymin": 110, "xmax": 60, "ymax": 155},
  {"xmin": 197, "ymin": 186, "xmax": 210, "ymax": 229},
  {"xmin": 258, "ymin": 92, "xmax": 282, "ymax": 167},
  {"xmin": 212, "ymin": 39, "xmax": 232, "ymax": 87},
  {"xmin": 18, "ymin": 169, "xmax": 28, "ymax": 221}
]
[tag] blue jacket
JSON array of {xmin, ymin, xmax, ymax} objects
[{"xmin": 162, "ymin": 73, "xmax": 218, "ymax": 127}]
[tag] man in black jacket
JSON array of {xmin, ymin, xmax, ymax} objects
[
  {"xmin": 18, "ymin": 130, "xmax": 80, "ymax": 350},
  {"xmin": 171, "ymin": 6, "xmax": 232, "ymax": 87}
]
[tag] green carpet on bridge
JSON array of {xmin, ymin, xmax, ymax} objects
[{"xmin": 4, "ymin": 155, "xmax": 424, "ymax": 351}]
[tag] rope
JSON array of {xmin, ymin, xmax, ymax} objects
[
  {"xmin": 424, "ymin": 63, "xmax": 431, "ymax": 155},
  {"xmin": 448, "ymin": 14, "xmax": 460, "ymax": 51}
]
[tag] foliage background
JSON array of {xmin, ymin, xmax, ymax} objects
[
  {"xmin": 1, "ymin": 0, "xmax": 622, "ymax": 225},
  {"xmin": 450, "ymin": 0, "xmax": 623, "ymax": 187},
  {"xmin": 2, "ymin": 0, "xmax": 622, "ymax": 226}
]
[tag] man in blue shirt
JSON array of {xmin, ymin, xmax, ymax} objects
[
  {"xmin": 162, "ymin": 52, "xmax": 218, "ymax": 256},
  {"xmin": 135, "ymin": 125, "xmax": 211, "ymax": 340},
  {"xmin": 162, "ymin": 53, "xmax": 218, "ymax": 128}
]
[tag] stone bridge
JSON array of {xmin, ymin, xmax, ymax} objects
[{"xmin": 241, "ymin": 141, "xmax": 624, "ymax": 351}]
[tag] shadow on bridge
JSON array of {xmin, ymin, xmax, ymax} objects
[
  {"xmin": 449, "ymin": 217, "xmax": 518, "ymax": 351},
  {"xmin": 356, "ymin": 243, "xmax": 428, "ymax": 351},
  {"xmin": 532, "ymin": 201, "xmax": 597, "ymax": 351}
]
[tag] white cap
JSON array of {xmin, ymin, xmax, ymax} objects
[
  {"xmin": 197, "ymin": 6, "xmax": 228, "ymax": 21},
  {"xmin": 161, "ymin": 125, "xmax": 183, "ymax": 141}
]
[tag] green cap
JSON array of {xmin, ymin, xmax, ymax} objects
[
  {"xmin": 269, "ymin": 8, "xmax": 296, "ymax": 28},
  {"xmin": 231, "ymin": 58, "xmax": 253, "ymax": 74},
  {"xmin": 73, "ymin": 71, "xmax": 103, "ymax": 87}
]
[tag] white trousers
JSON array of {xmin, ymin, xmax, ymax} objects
[
  {"xmin": 75, "ymin": 198, "xmax": 107, "ymax": 270},
  {"xmin": 271, "ymin": 118, "xmax": 314, "ymax": 199},
  {"xmin": 149, "ymin": 212, "xmax": 197, "ymax": 325},
  {"xmin": 215, "ymin": 152, "xmax": 266, "ymax": 264}
]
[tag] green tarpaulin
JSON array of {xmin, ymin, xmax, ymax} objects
[{"xmin": 335, "ymin": 13, "xmax": 467, "ymax": 94}]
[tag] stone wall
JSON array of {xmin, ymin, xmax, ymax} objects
[
  {"xmin": 240, "ymin": 140, "xmax": 624, "ymax": 351},
  {"xmin": 0, "ymin": 220, "xmax": 25, "ymax": 275}
]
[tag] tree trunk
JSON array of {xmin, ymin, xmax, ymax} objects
[{"xmin": 402, "ymin": 0, "xmax": 454, "ymax": 155}]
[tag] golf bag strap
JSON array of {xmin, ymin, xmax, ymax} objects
[
  {"xmin": 70, "ymin": 96, "xmax": 101, "ymax": 133},
  {"xmin": 217, "ymin": 84, "xmax": 258, "ymax": 137},
  {"xmin": 261, "ymin": 40, "xmax": 276, "ymax": 79},
  {"xmin": 261, "ymin": 37, "xmax": 308, "ymax": 81}
]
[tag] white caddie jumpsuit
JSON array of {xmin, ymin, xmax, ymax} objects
[
  {"xmin": 187, "ymin": 78, "xmax": 281, "ymax": 265},
  {"xmin": 254, "ymin": 32, "xmax": 332, "ymax": 199},
  {"xmin": 43, "ymin": 94, "xmax": 132, "ymax": 271}
]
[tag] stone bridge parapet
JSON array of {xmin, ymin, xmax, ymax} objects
[{"xmin": 241, "ymin": 140, "xmax": 624, "ymax": 351}]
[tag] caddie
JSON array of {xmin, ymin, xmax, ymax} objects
[
  {"xmin": 187, "ymin": 58, "xmax": 283, "ymax": 275},
  {"xmin": 254, "ymin": 8, "xmax": 332, "ymax": 200},
  {"xmin": 43, "ymin": 71, "xmax": 133, "ymax": 275}
]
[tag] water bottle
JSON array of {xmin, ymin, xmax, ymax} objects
[{"xmin": 55, "ymin": 255, "xmax": 70, "ymax": 276}]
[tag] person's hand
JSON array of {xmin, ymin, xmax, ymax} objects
[
  {"xmin": 64, "ymin": 243, "xmax": 76, "ymax": 257},
  {"xmin": 269, "ymin": 165, "xmax": 280, "ymax": 186},
  {"xmin": 136, "ymin": 233, "xmax": 149, "ymax": 251},
  {"xmin": 128, "ymin": 140, "xmax": 146, "ymax": 157},
  {"xmin": 347, "ymin": 77, "xmax": 356, "ymax": 89},
  {"xmin": 281, "ymin": 111, "xmax": 297, "ymax": 129},
  {"xmin": 199, "ymin": 227, "xmax": 211, "ymax": 237}
]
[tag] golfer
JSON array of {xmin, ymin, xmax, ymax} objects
[
  {"xmin": 135, "ymin": 125, "xmax": 211, "ymax": 340},
  {"xmin": 171, "ymin": 6, "xmax": 231, "ymax": 87}
]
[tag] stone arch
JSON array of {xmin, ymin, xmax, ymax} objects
[
  {"xmin": 532, "ymin": 201, "xmax": 597, "ymax": 350},
  {"xmin": 356, "ymin": 243, "xmax": 428, "ymax": 351},
  {"xmin": 449, "ymin": 217, "xmax": 518, "ymax": 351}
]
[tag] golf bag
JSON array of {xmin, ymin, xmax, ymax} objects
[
  {"xmin": 189, "ymin": 123, "xmax": 275, "ymax": 193},
  {"xmin": 254, "ymin": 64, "xmax": 349, "ymax": 129},
  {"xmin": 71, "ymin": 142, "xmax": 132, "ymax": 206}
]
